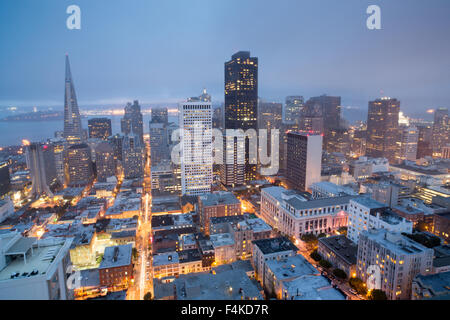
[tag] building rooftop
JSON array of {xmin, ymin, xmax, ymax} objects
[
  {"xmin": 237, "ymin": 218, "xmax": 272, "ymax": 233},
  {"xmin": 154, "ymin": 268, "xmax": 263, "ymax": 300},
  {"xmin": 362, "ymin": 229, "xmax": 433, "ymax": 256},
  {"xmin": 318, "ymin": 235, "xmax": 357, "ymax": 265},
  {"xmin": 266, "ymin": 254, "xmax": 318, "ymax": 281},
  {"xmin": 350, "ymin": 196, "xmax": 387, "ymax": 209},
  {"xmin": 0, "ymin": 234, "xmax": 73, "ymax": 282},
  {"xmin": 414, "ymin": 271, "xmax": 450, "ymax": 297},
  {"xmin": 99, "ymin": 244, "xmax": 132, "ymax": 269},
  {"xmin": 153, "ymin": 251, "xmax": 179, "ymax": 267},
  {"xmin": 210, "ymin": 233, "xmax": 235, "ymax": 248},
  {"xmin": 252, "ymin": 237, "xmax": 298, "ymax": 255},
  {"xmin": 283, "ymin": 274, "xmax": 346, "ymax": 300},
  {"xmin": 199, "ymin": 192, "xmax": 240, "ymax": 207}
]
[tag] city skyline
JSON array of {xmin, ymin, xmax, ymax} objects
[{"xmin": 0, "ymin": 1, "xmax": 450, "ymax": 113}]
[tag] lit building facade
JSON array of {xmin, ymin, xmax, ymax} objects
[{"xmin": 179, "ymin": 101, "xmax": 213, "ymax": 196}]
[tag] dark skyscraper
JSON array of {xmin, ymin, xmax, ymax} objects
[
  {"xmin": 431, "ymin": 107, "xmax": 449, "ymax": 157},
  {"xmin": 151, "ymin": 107, "xmax": 169, "ymax": 125},
  {"xmin": 149, "ymin": 122, "xmax": 169, "ymax": 165},
  {"xmin": 121, "ymin": 100, "xmax": 144, "ymax": 144},
  {"xmin": 416, "ymin": 124, "xmax": 433, "ymax": 159},
  {"xmin": 223, "ymin": 51, "xmax": 258, "ymax": 185},
  {"xmin": 0, "ymin": 161, "xmax": 11, "ymax": 197},
  {"xmin": 66, "ymin": 143, "xmax": 94, "ymax": 187},
  {"xmin": 95, "ymin": 142, "xmax": 116, "ymax": 182},
  {"xmin": 122, "ymin": 132, "xmax": 145, "ymax": 179},
  {"xmin": 63, "ymin": 54, "xmax": 84, "ymax": 145},
  {"xmin": 365, "ymin": 98, "xmax": 400, "ymax": 163},
  {"xmin": 284, "ymin": 96, "xmax": 304, "ymax": 125},
  {"xmin": 88, "ymin": 118, "xmax": 112, "ymax": 140}
]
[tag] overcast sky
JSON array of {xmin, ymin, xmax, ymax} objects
[{"xmin": 0, "ymin": 0, "xmax": 449, "ymax": 114}]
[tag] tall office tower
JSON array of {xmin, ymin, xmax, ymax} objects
[
  {"xmin": 151, "ymin": 107, "xmax": 169, "ymax": 125},
  {"xmin": 306, "ymin": 95, "xmax": 342, "ymax": 131},
  {"xmin": 88, "ymin": 118, "xmax": 112, "ymax": 140},
  {"xmin": 299, "ymin": 102, "xmax": 324, "ymax": 134},
  {"xmin": 286, "ymin": 132, "xmax": 322, "ymax": 192},
  {"xmin": 284, "ymin": 96, "xmax": 304, "ymax": 124},
  {"xmin": 365, "ymin": 97, "xmax": 400, "ymax": 163},
  {"xmin": 326, "ymin": 127, "xmax": 351, "ymax": 155},
  {"xmin": 0, "ymin": 161, "xmax": 11, "ymax": 197},
  {"xmin": 121, "ymin": 100, "xmax": 144, "ymax": 144},
  {"xmin": 25, "ymin": 143, "xmax": 57, "ymax": 197},
  {"xmin": 63, "ymin": 55, "xmax": 84, "ymax": 145},
  {"xmin": 212, "ymin": 105, "xmax": 223, "ymax": 130},
  {"xmin": 179, "ymin": 101, "xmax": 213, "ymax": 196},
  {"xmin": 395, "ymin": 125, "xmax": 418, "ymax": 163},
  {"xmin": 108, "ymin": 134, "xmax": 124, "ymax": 162},
  {"xmin": 223, "ymin": 51, "xmax": 258, "ymax": 185},
  {"xmin": 50, "ymin": 139, "xmax": 66, "ymax": 186},
  {"xmin": 431, "ymin": 107, "xmax": 449, "ymax": 157},
  {"xmin": 95, "ymin": 142, "xmax": 116, "ymax": 182},
  {"xmin": 188, "ymin": 88, "xmax": 212, "ymax": 103},
  {"xmin": 66, "ymin": 143, "xmax": 94, "ymax": 187},
  {"xmin": 122, "ymin": 132, "xmax": 145, "ymax": 179},
  {"xmin": 416, "ymin": 125, "xmax": 433, "ymax": 159},
  {"xmin": 350, "ymin": 128, "xmax": 367, "ymax": 158},
  {"xmin": 149, "ymin": 122, "xmax": 169, "ymax": 165}
]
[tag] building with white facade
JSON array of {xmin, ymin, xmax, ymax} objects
[
  {"xmin": 357, "ymin": 229, "xmax": 433, "ymax": 300},
  {"xmin": 260, "ymin": 186, "xmax": 353, "ymax": 239},
  {"xmin": 0, "ymin": 232, "xmax": 73, "ymax": 300},
  {"xmin": 310, "ymin": 181, "xmax": 358, "ymax": 199},
  {"xmin": 179, "ymin": 101, "xmax": 213, "ymax": 196},
  {"xmin": 347, "ymin": 197, "xmax": 413, "ymax": 244}
]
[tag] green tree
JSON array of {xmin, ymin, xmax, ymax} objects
[
  {"xmin": 143, "ymin": 292, "xmax": 152, "ymax": 300},
  {"xmin": 368, "ymin": 289, "xmax": 388, "ymax": 300},
  {"xmin": 319, "ymin": 259, "xmax": 332, "ymax": 269},
  {"xmin": 310, "ymin": 249, "xmax": 322, "ymax": 262},
  {"xmin": 332, "ymin": 268, "xmax": 347, "ymax": 279},
  {"xmin": 349, "ymin": 277, "xmax": 367, "ymax": 295}
]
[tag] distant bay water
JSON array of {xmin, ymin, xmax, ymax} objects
[{"xmin": 0, "ymin": 115, "xmax": 178, "ymax": 147}]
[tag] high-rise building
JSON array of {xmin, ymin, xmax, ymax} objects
[
  {"xmin": 108, "ymin": 134, "xmax": 124, "ymax": 162},
  {"xmin": 284, "ymin": 96, "xmax": 304, "ymax": 125},
  {"xmin": 0, "ymin": 162, "xmax": 10, "ymax": 197},
  {"xmin": 299, "ymin": 101, "xmax": 324, "ymax": 134},
  {"xmin": 366, "ymin": 98, "xmax": 400, "ymax": 163},
  {"xmin": 431, "ymin": 107, "xmax": 449, "ymax": 157},
  {"xmin": 50, "ymin": 139, "xmax": 66, "ymax": 186},
  {"xmin": 25, "ymin": 143, "xmax": 57, "ymax": 197},
  {"xmin": 223, "ymin": 51, "xmax": 258, "ymax": 184},
  {"xmin": 286, "ymin": 132, "xmax": 322, "ymax": 192},
  {"xmin": 149, "ymin": 122, "xmax": 169, "ymax": 165},
  {"xmin": 416, "ymin": 124, "xmax": 433, "ymax": 159},
  {"xmin": 65, "ymin": 143, "xmax": 94, "ymax": 187},
  {"xmin": 308, "ymin": 95, "xmax": 341, "ymax": 131},
  {"xmin": 121, "ymin": 100, "xmax": 144, "ymax": 144},
  {"xmin": 63, "ymin": 55, "xmax": 84, "ymax": 145},
  {"xmin": 395, "ymin": 125, "xmax": 418, "ymax": 163},
  {"xmin": 179, "ymin": 100, "xmax": 213, "ymax": 196},
  {"xmin": 212, "ymin": 106, "xmax": 223, "ymax": 130},
  {"xmin": 151, "ymin": 107, "xmax": 169, "ymax": 125},
  {"xmin": 122, "ymin": 132, "xmax": 145, "ymax": 179},
  {"xmin": 95, "ymin": 142, "xmax": 116, "ymax": 182},
  {"xmin": 88, "ymin": 118, "xmax": 112, "ymax": 140}
]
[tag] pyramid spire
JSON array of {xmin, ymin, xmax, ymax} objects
[{"xmin": 63, "ymin": 54, "xmax": 83, "ymax": 144}]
